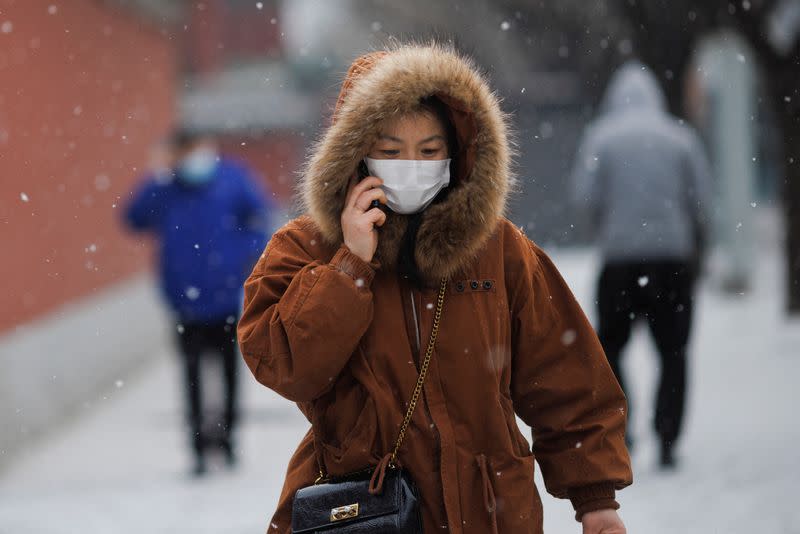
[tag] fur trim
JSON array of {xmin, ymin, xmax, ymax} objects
[{"xmin": 299, "ymin": 42, "xmax": 513, "ymax": 284}]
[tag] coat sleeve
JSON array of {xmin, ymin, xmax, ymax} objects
[
  {"xmin": 683, "ymin": 128, "xmax": 714, "ymax": 256},
  {"xmin": 125, "ymin": 177, "xmax": 167, "ymax": 232},
  {"xmin": 235, "ymin": 165, "xmax": 275, "ymax": 229},
  {"xmin": 237, "ymin": 226, "xmax": 376, "ymax": 402},
  {"xmin": 233, "ymin": 168, "xmax": 271, "ymax": 270},
  {"xmin": 569, "ymin": 126, "xmax": 604, "ymax": 226},
  {"xmin": 509, "ymin": 238, "xmax": 632, "ymax": 520}
]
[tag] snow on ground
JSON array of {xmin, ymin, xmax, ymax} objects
[{"xmin": 1, "ymin": 226, "xmax": 799, "ymax": 533}]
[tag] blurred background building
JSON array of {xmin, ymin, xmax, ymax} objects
[{"xmin": 1, "ymin": 0, "xmax": 797, "ymax": 468}]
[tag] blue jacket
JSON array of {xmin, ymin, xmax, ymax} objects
[{"xmin": 125, "ymin": 158, "xmax": 271, "ymax": 323}]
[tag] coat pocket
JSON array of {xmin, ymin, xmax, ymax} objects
[
  {"xmin": 318, "ymin": 394, "xmax": 380, "ymax": 475},
  {"xmin": 499, "ymin": 394, "xmax": 534, "ymax": 458},
  {"xmin": 476, "ymin": 454, "xmax": 499, "ymax": 534},
  {"xmin": 478, "ymin": 453, "xmax": 540, "ymax": 533}
]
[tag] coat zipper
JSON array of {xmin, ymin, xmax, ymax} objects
[
  {"xmin": 406, "ymin": 282, "xmax": 457, "ymax": 532},
  {"xmin": 409, "ymin": 289, "xmax": 421, "ymax": 353},
  {"xmin": 406, "ymin": 285, "xmax": 441, "ymax": 461}
]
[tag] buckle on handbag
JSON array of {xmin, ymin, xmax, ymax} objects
[{"xmin": 330, "ymin": 503, "xmax": 359, "ymax": 522}]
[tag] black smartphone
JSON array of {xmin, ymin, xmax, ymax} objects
[{"xmin": 358, "ymin": 160, "xmax": 385, "ymax": 211}]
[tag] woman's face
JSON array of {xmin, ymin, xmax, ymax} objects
[{"xmin": 368, "ymin": 111, "xmax": 449, "ymax": 161}]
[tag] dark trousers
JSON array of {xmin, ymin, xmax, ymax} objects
[
  {"xmin": 597, "ymin": 260, "xmax": 695, "ymax": 444},
  {"xmin": 175, "ymin": 317, "xmax": 240, "ymax": 457}
]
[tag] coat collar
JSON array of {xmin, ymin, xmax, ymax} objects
[{"xmin": 299, "ymin": 43, "xmax": 513, "ymax": 284}]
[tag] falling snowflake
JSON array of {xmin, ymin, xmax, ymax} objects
[
  {"xmin": 20, "ymin": 192, "xmax": 30, "ymax": 202},
  {"xmin": 256, "ymin": 2, "xmax": 263, "ymax": 9},
  {"xmin": 115, "ymin": 380, "xmax": 124, "ymax": 388},
  {"xmin": 94, "ymin": 174, "xmax": 110, "ymax": 191},
  {"xmin": 1, "ymin": 21, "xmax": 13, "ymax": 34},
  {"xmin": 638, "ymin": 276, "xmax": 649, "ymax": 287},
  {"xmin": 185, "ymin": 286, "xmax": 201, "ymax": 300},
  {"xmin": 48, "ymin": 5, "xmax": 58, "ymax": 15},
  {"xmin": 500, "ymin": 21, "xmax": 510, "ymax": 31},
  {"xmin": 561, "ymin": 329, "xmax": 577, "ymax": 346}
]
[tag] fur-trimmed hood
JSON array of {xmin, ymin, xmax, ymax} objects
[{"xmin": 299, "ymin": 43, "xmax": 513, "ymax": 283}]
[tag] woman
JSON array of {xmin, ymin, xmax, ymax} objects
[{"xmin": 238, "ymin": 43, "xmax": 632, "ymax": 533}]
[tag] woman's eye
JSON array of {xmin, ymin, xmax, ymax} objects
[
  {"xmin": 380, "ymin": 149, "xmax": 400, "ymax": 156},
  {"xmin": 421, "ymin": 148, "xmax": 441, "ymax": 156}
]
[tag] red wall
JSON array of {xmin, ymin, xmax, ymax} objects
[{"xmin": 0, "ymin": 0, "xmax": 176, "ymax": 334}]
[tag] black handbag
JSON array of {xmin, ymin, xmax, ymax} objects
[{"xmin": 291, "ymin": 278, "xmax": 448, "ymax": 534}]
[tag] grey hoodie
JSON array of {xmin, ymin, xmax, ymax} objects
[{"xmin": 571, "ymin": 62, "xmax": 713, "ymax": 262}]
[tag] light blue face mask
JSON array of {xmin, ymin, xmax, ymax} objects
[{"xmin": 179, "ymin": 148, "xmax": 218, "ymax": 186}]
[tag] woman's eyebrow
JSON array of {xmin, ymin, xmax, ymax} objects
[
  {"xmin": 418, "ymin": 134, "xmax": 446, "ymax": 145},
  {"xmin": 378, "ymin": 134, "xmax": 403, "ymax": 142}
]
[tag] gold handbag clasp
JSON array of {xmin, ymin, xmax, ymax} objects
[{"xmin": 330, "ymin": 503, "xmax": 359, "ymax": 522}]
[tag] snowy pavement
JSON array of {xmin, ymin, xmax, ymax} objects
[{"xmin": 2, "ymin": 239, "xmax": 799, "ymax": 533}]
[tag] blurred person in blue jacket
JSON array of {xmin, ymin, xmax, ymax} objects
[
  {"xmin": 125, "ymin": 130, "xmax": 271, "ymax": 475},
  {"xmin": 571, "ymin": 62, "xmax": 713, "ymax": 469}
]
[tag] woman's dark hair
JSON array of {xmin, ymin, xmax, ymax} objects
[{"xmin": 417, "ymin": 95, "xmax": 459, "ymax": 170}]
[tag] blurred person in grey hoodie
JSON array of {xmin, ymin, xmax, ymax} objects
[{"xmin": 571, "ymin": 61, "xmax": 713, "ymax": 468}]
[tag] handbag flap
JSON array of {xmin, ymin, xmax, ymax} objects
[{"xmin": 291, "ymin": 470, "xmax": 402, "ymax": 532}]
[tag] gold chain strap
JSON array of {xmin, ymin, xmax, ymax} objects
[{"xmin": 389, "ymin": 277, "xmax": 447, "ymax": 467}]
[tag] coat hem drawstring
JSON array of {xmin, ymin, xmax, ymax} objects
[
  {"xmin": 476, "ymin": 454, "xmax": 499, "ymax": 534},
  {"xmin": 369, "ymin": 453, "xmax": 393, "ymax": 495}
]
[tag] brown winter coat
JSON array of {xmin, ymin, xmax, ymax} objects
[{"xmin": 238, "ymin": 43, "xmax": 632, "ymax": 533}]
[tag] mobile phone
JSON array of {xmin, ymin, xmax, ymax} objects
[{"xmin": 359, "ymin": 160, "xmax": 386, "ymax": 211}]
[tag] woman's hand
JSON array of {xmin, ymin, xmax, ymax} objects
[
  {"xmin": 341, "ymin": 176, "xmax": 387, "ymax": 263},
  {"xmin": 581, "ymin": 509, "xmax": 626, "ymax": 534}
]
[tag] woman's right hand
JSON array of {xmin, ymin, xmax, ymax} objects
[{"xmin": 341, "ymin": 176, "xmax": 387, "ymax": 263}]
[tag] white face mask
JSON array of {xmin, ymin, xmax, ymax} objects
[
  {"xmin": 179, "ymin": 148, "xmax": 218, "ymax": 186},
  {"xmin": 364, "ymin": 158, "xmax": 451, "ymax": 214}
]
